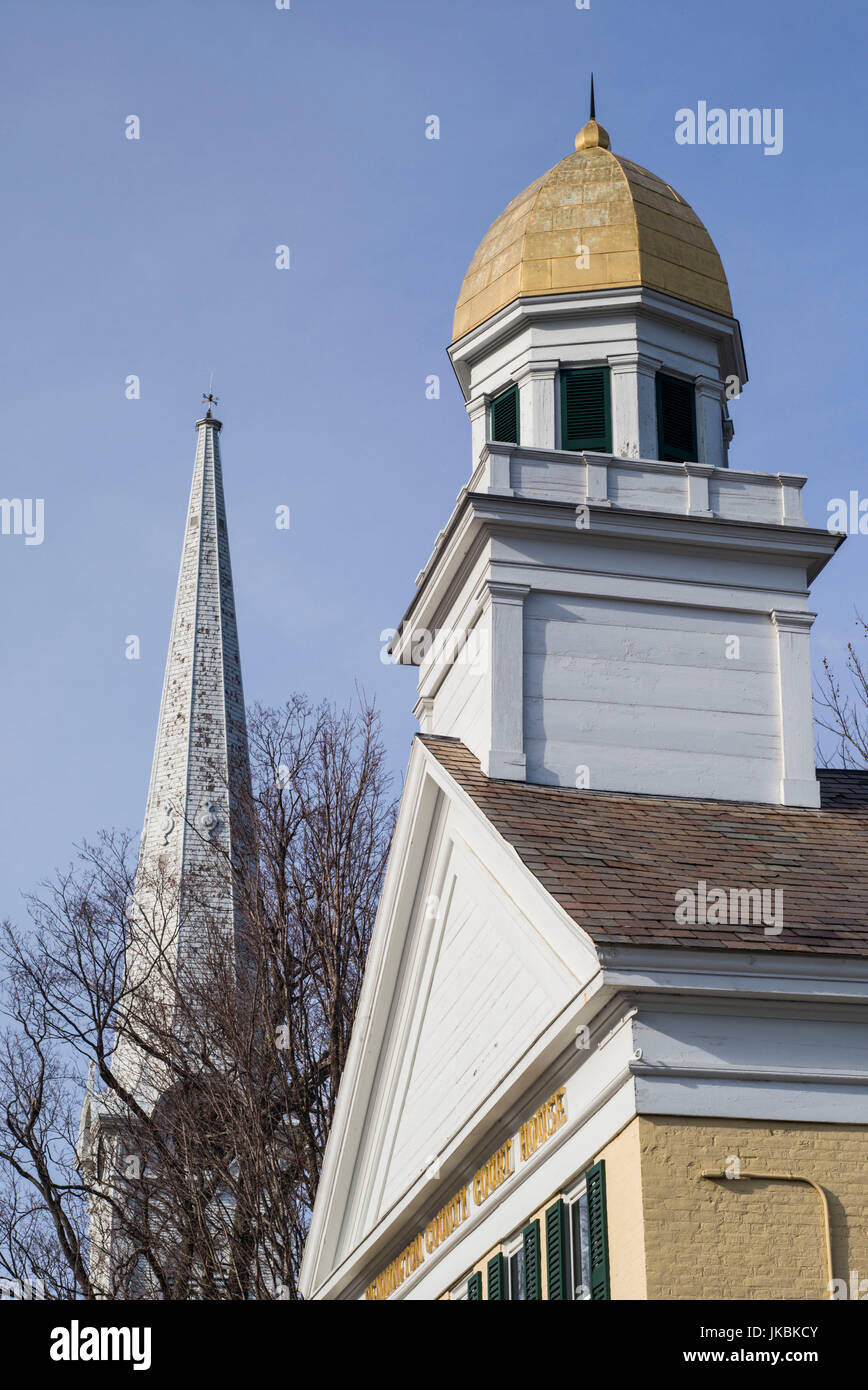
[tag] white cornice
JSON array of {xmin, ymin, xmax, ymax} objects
[
  {"xmin": 447, "ymin": 287, "xmax": 748, "ymax": 399},
  {"xmin": 596, "ymin": 942, "xmax": 868, "ymax": 1003},
  {"xmin": 390, "ymin": 491, "xmax": 840, "ymax": 662}
]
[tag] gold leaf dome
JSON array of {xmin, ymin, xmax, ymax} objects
[{"xmin": 452, "ymin": 119, "xmax": 732, "ymax": 342}]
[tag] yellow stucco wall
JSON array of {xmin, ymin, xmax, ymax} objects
[
  {"xmin": 638, "ymin": 1115, "xmax": 868, "ymax": 1300},
  {"xmin": 436, "ymin": 1114, "xmax": 868, "ymax": 1301}
]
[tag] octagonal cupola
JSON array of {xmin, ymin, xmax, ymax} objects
[{"xmin": 388, "ymin": 102, "xmax": 840, "ymax": 812}]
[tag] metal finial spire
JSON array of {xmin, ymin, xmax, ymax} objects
[
  {"xmin": 202, "ymin": 374, "xmax": 219, "ymax": 418},
  {"xmin": 576, "ymin": 75, "xmax": 609, "ymax": 151}
]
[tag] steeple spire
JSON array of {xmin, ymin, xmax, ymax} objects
[
  {"xmin": 589, "ymin": 72, "xmax": 596, "ymax": 122},
  {"xmin": 79, "ymin": 401, "xmax": 255, "ymax": 1292},
  {"xmin": 116, "ymin": 402, "xmax": 252, "ymax": 1090},
  {"xmin": 141, "ymin": 402, "xmax": 249, "ymax": 917}
]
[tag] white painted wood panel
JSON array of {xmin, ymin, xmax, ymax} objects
[
  {"xmin": 510, "ymin": 454, "xmax": 587, "ymax": 503},
  {"xmin": 608, "ymin": 464, "xmax": 686, "ymax": 511},
  {"xmin": 523, "ymin": 592, "xmax": 781, "ymax": 795},
  {"xmin": 709, "ymin": 476, "xmax": 782, "ymax": 523},
  {"xmin": 429, "ymin": 627, "xmax": 490, "ymax": 760},
  {"xmin": 378, "ymin": 837, "xmax": 575, "ymax": 1216},
  {"xmin": 635, "ymin": 1010, "xmax": 868, "ymax": 1081}
]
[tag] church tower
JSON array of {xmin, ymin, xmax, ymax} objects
[
  {"xmin": 78, "ymin": 403, "xmax": 253, "ymax": 1292},
  {"xmin": 394, "ymin": 111, "xmax": 837, "ymax": 806}
]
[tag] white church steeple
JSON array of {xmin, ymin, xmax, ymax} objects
[
  {"xmin": 112, "ymin": 400, "xmax": 253, "ymax": 1095},
  {"xmin": 138, "ymin": 403, "xmax": 250, "ymax": 942},
  {"xmin": 79, "ymin": 401, "xmax": 254, "ymax": 1291}
]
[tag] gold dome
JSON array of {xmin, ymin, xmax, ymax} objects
[{"xmin": 452, "ymin": 121, "xmax": 732, "ymax": 342}]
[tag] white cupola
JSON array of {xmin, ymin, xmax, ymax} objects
[{"xmin": 391, "ymin": 114, "xmax": 840, "ymax": 808}]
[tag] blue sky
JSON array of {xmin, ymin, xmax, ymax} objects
[{"xmin": 0, "ymin": 0, "xmax": 866, "ymax": 918}]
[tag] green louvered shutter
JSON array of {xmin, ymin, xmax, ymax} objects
[
  {"xmin": 545, "ymin": 1199, "xmax": 568, "ymax": 1300},
  {"xmin": 560, "ymin": 367, "xmax": 611, "ymax": 452},
  {"xmin": 586, "ymin": 1161, "xmax": 611, "ymax": 1300},
  {"xmin": 467, "ymin": 1270, "xmax": 483, "ymax": 1301},
  {"xmin": 490, "ymin": 384, "xmax": 519, "ymax": 444},
  {"xmin": 487, "ymin": 1252, "xmax": 506, "ymax": 1301},
  {"xmin": 522, "ymin": 1220, "xmax": 542, "ymax": 1301},
  {"xmin": 656, "ymin": 373, "xmax": 697, "ymax": 462}
]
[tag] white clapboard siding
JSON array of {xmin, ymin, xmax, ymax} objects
[
  {"xmin": 525, "ymin": 739, "xmax": 780, "ymax": 801},
  {"xmin": 523, "ymin": 592, "xmax": 781, "ymax": 794},
  {"xmin": 430, "ymin": 633, "xmax": 491, "ymax": 759},
  {"xmin": 378, "ymin": 837, "xmax": 574, "ymax": 1217}
]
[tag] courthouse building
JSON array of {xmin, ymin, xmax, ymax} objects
[{"xmin": 298, "ymin": 111, "xmax": 868, "ymax": 1301}]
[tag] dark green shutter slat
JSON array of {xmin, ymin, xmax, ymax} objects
[
  {"xmin": 490, "ymin": 385, "xmax": 519, "ymax": 445},
  {"xmin": 544, "ymin": 1199, "xmax": 568, "ymax": 1300},
  {"xmin": 467, "ymin": 1270, "xmax": 483, "ymax": 1301},
  {"xmin": 656, "ymin": 373, "xmax": 697, "ymax": 462},
  {"xmin": 586, "ymin": 1160, "xmax": 611, "ymax": 1300},
  {"xmin": 561, "ymin": 367, "xmax": 611, "ymax": 452},
  {"xmin": 487, "ymin": 1252, "xmax": 506, "ymax": 1301},
  {"xmin": 522, "ymin": 1220, "xmax": 542, "ymax": 1301}
]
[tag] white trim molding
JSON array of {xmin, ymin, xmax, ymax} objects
[
  {"xmin": 474, "ymin": 578, "xmax": 530, "ymax": 781},
  {"xmin": 609, "ymin": 352, "xmax": 660, "ymax": 461},
  {"xmin": 771, "ymin": 609, "xmax": 819, "ymax": 807}
]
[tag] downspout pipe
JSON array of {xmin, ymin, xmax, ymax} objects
[{"xmin": 700, "ymin": 1170, "xmax": 834, "ymax": 1299}]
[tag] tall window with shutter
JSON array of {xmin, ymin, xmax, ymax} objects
[
  {"xmin": 490, "ymin": 384, "xmax": 520, "ymax": 445},
  {"xmin": 522, "ymin": 1220, "xmax": 542, "ymax": 1301},
  {"xmin": 473, "ymin": 1163, "xmax": 610, "ymax": 1303},
  {"xmin": 487, "ymin": 1252, "xmax": 506, "ymax": 1301},
  {"xmin": 560, "ymin": 366, "xmax": 611, "ymax": 453},
  {"xmin": 545, "ymin": 1199, "xmax": 569, "ymax": 1300},
  {"xmin": 557, "ymin": 1162, "xmax": 609, "ymax": 1300},
  {"xmin": 586, "ymin": 1160, "xmax": 611, "ymax": 1300},
  {"xmin": 656, "ymin": 372, "xmax": 697, "ymax": 462}
]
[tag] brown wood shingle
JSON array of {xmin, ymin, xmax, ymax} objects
[{"xmin": 421, "ymin": 736, "xmax": 868, "ymax": 957}]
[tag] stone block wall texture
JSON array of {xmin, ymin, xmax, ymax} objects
[{"xmin": 637, "ymin": 1115, "xmax": 868, "ymax": 1300}]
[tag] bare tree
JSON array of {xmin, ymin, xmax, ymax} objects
[
  {"xmin": 816, "ymin": 616, "xmax": 868, "ymax": 768},
  {"xmin": 0, "ymin": 694, "xmax": 396, "ymax": 1299}
]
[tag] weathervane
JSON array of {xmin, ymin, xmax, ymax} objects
[{"xmin": 202, "ymin": 372, "xmax": 219, "ymax": 415}]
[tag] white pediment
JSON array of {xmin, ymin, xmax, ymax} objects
[{"xmin": 299, "ymin": 738, "xmax": 599, "ymax": 1299}]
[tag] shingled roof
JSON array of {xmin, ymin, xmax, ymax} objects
[{"xmin": 421, "ymin": 736, "xmax": 868, "ymax": 958}]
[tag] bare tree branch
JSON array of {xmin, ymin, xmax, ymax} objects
[{"xmin": 0, "ymin": 693, "xmax": 396, "ymax": 1300}]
